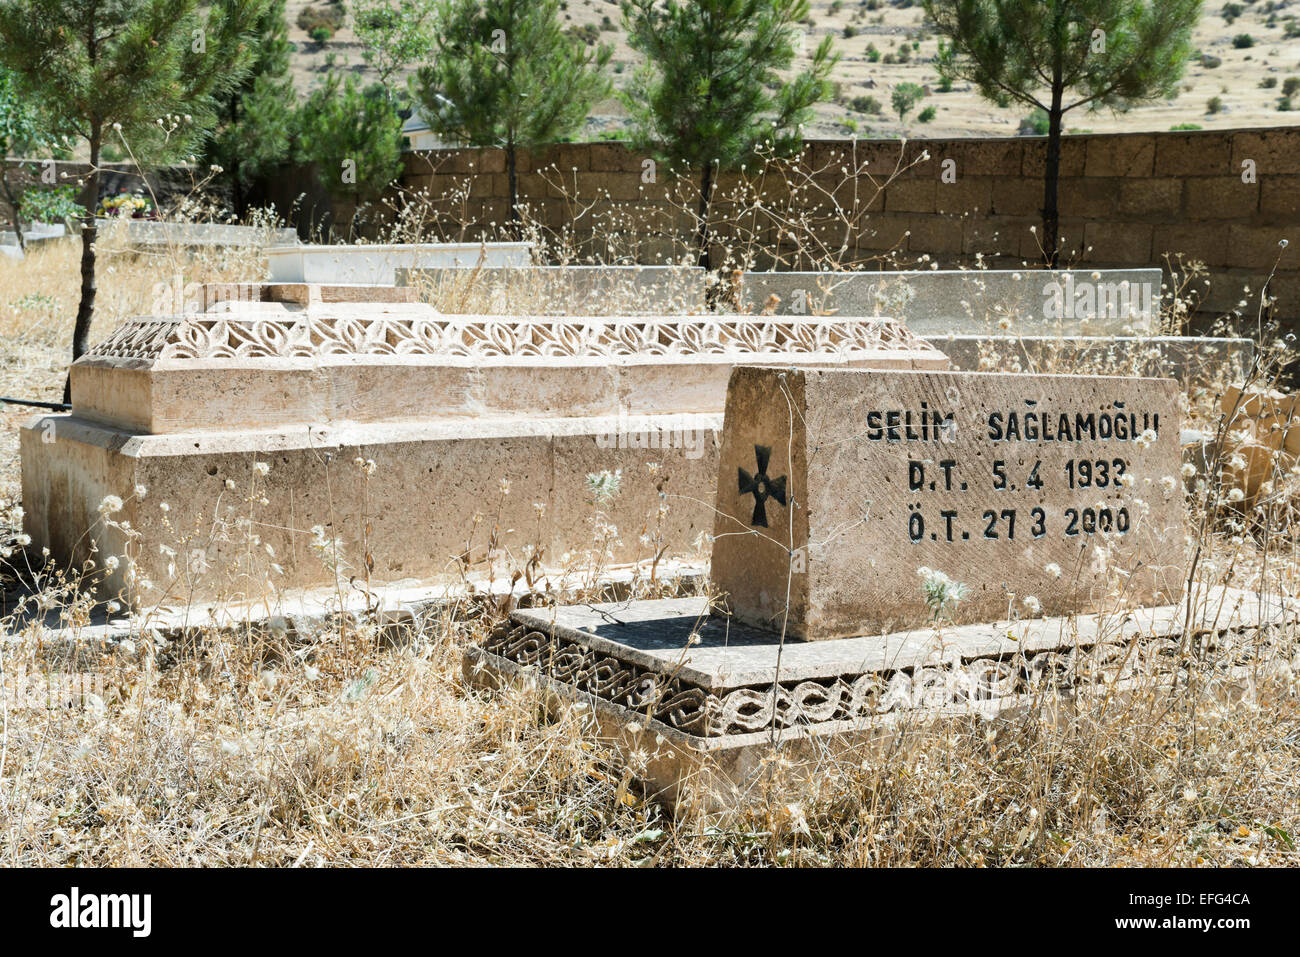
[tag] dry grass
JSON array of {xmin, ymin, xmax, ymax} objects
[{"xmin": 1, "ymin": 184, "xmax": 1299, "ymax": 867}]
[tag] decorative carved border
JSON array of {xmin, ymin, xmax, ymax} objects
[
  {"xmin": 84, "ymin": 315, "xmax": 942, "ymax": 362},
  {"xmin": 479, "ymin": 617, "xmax": 1262, "ymax": 738}
]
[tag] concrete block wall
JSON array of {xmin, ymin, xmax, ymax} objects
[{"xmin": 398, "ymin": 127, "xmax": 1300, "ymax": 329}]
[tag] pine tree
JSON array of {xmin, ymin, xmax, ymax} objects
[
  {"xmin": 926, "ymin": 0, "xmax": 1201, "ymax": 265},
  {"xmin": 0, "ymin": 65, "xmax": 45, "ymax": 251},
  {"xmin": 296, "ymin": 72, "xmax": 405, "ymax": 215},
  {"xmin": 621, "ymin": 0, "xmax": 836, "ymax": 269},
  {"xmin": 412, "ymin": 0, "xmax": 612, "ymax": 225},
  {"xmin": 204, "ymin": 0, "xmax": 297, "ymax": 216},
  {"xmin": 0, "ymin": 0, "xmax": 262, "ymax": 400}
]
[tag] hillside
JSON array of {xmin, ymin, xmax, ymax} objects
[{"xmin": 285, "ymin": 0, "xmax": 1300, "ymax": 139}]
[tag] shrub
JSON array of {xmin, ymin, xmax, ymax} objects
[
  {"xmin": 850, "ymin": 94, "xmax": 882, "ymax": 114},
  {"xmin": 1260, "ymin": 76, "xmax": 1278, "ymax": 89},
  {"xmin": 296, "ymin": 3, "xmax": 344, "ymax": 38},
  {"xmin": 891, "ymin": 81, "xmax": 924, "ymax": 120},
  {"xmin": 1207, "ymin": 95, "xmax": 1224, "ymax": 113},
  {"xmin": 17, "ymin": 185, "xmax": 85, "ymax": 226},
  {"xmin": 1169, "ymin": 122, "xmax": 1203, "ymax": 130},
  {"xmin": 917, "ymin": 105, "xmax": 936, "ymax": 122},
  {"xmin": 1233, "ymin": 33, "xmax": 1254, "ymax": 48},
  {"xmin": 1283, "ymin": 77, "xmax": 1300, "ymax": 97},
  {"xmin": 1020, "ymin": 108, "xmax": 1050, "ymax": 135}
]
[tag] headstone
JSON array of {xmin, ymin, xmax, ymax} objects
[{"xmin": 711, "ymin": 366, "xmax": 1184, "ymax": 639}]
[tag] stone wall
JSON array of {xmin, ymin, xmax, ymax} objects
[{"xmin": 398, "ymin": 127, "xmax": 1300, "ymax": 328}]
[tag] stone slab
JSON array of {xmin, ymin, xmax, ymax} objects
[
  {"xmin": 20, "ymin": 412, "xmax": 724, "ymax": 603},
  {"xmin": 198, "ymin": 282, "xmax": 420, "ymax": 307},
  {"xmin": 711, "ymin": 367, "xmax": 1185, "ymax": 639},
  {"xmin": 72, "ymin": 314, "xmax": 946, "ymax": 434},
  {"xmin": 736, "ymin": 268, "xmax": 1160, "ymax": 335},
  {"xmin": 466, "ymin": 588, "xmax": 1290, "ymax": 813},
  {"xmin": 267, "ymin": 242, "xmax": 534, "ymax": 284},
  {"xmin": 8, "ymin": 557, "xmax": 707, "ymax": 654},
  {"xmin": 97, "ymin": 220, "xmax": 298, "ymax": 247},
  {"xmin": 0, "ymin": 222, "xmax": 67, "ymax": 246},
  {"xmin": 932, "ymin": 334, "xmax": 1253, "ymax": 390},
  {"xmin": 399, "ymin": 265, "xmax": 707, "ymax": 315}
]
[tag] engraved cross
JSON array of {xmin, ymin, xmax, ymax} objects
[{"xmin": 738, "ymin": 444, "xmax": 787, "ymax": 528}]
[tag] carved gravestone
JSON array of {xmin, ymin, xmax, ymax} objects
[{"xmin": 711, "ymin": 367, "xmax": 1185, "ymax": 640}]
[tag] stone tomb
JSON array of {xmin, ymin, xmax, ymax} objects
[
  {"xmin": 735, "ymin": 268, "xmax": 1160, "ymax": 335},
  {"xmin": 733, "ymin": 268, "xmax": 1253, "ymax": 389},
  {"xmin": 21, "ymin": 283, "xmax": 946, "ymax": 603},
  {"xmin": 266, "ymin": 242, "xmax": 534, "ymax": 284},
  {"xmin": 398, "ymin": 265, "xmax": 708, "ymax": 316},
  {"xmin": 711, "ymin": 367, "xmax": 1185, "ymax": 639},
  {"xmin": 467, "ymin": 587, "xmax": 1284, "ymax": 813},
  {"xmin": 465, "ymin": 365, "xmax": 1214, "ymax": 812}
]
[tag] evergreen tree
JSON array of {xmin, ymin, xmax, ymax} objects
[
  {"xmin": 412, "ymin": 0, "xmax": 612, "ymax": 225},
  {"xmin": 297, "ymin": 72, "xmax": 404, "ymax": 212},
  {"xmin": 621, "ymin": 0, "xmax": 836, "ymax": 269},
  {"xmin": 204, "ymin": 0, "xmax": 297, "ymax": 216},
  {"xmin": 926, "ymin": 0, "xmax": 1201, "ymax": 265},
  {"xmin": 0, "ymin": 65, "xmax": 45, "ymax": 251},
  {"xmin": 0, "ymin": 0, "xmax": 262, "ymax": 399}
]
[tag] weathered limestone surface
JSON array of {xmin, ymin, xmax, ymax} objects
[
  {"xmin": 933, "ymin": 334, "xmax": 1253, "ymax": 391},
  {"xmin": 98, "ymin": 221, "xmax": 299, "ymax": 247},
  {"xmin": 400, "ymin": 265, "xmax": 707, "ymax": 315},
  {"xmin": 736, "ymin": 268, "xmax": 1160, "ymax": 335},
  {"xmin": 466, "ymin": 589, "xmax": 1288, "ymax": 813},
  {"xmin": 24, "ymin": 283, "xmax": 947, "ymax": 604},
  {"xmin": 267, "ymin": 242, "xmax": 533, "ymax": 284},
  {"xmin": 711, "ymin": 367, "xmax": 1184, "ymax": 639},
  {"xmin": 22, "ymin": 412, "xmax": 723, "ymax": 602}
]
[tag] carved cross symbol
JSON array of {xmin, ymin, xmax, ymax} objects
[{"xmin": 737, "ymin": 444, "xmax": 787, "ymax": 528}]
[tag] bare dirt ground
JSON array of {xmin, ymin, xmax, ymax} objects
[{"xmin": 286, "ymin": 0, "xmax": 1300, "ymax": 138}]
